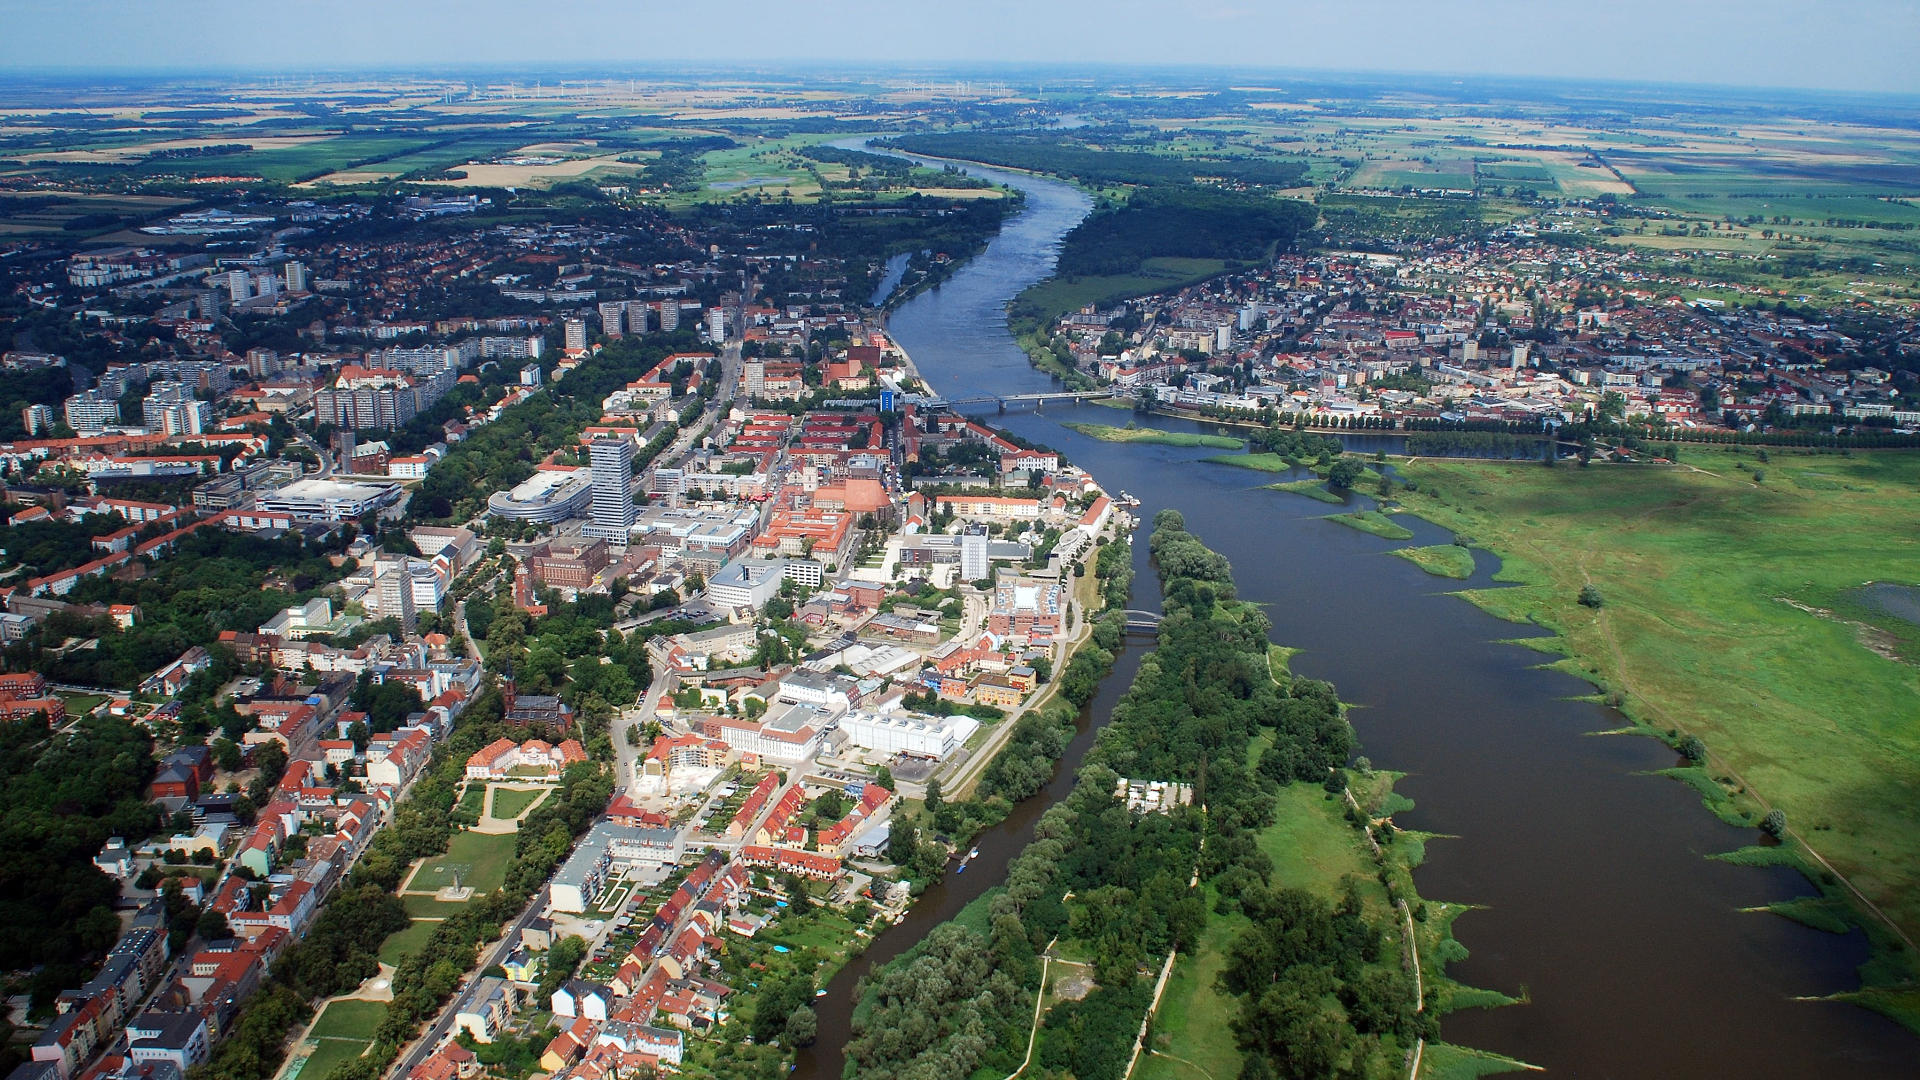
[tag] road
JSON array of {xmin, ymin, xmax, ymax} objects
[
  {"xmin": 290, "ymin": 428, "xmax": 334, "ymax": 477},
  {"xmin": 613, "ymin": 672, "xmax": 674, "ymax": 791},
  {"xmin": 394, "ymin": 885, "xmax": 550, "ymax": 1076}
]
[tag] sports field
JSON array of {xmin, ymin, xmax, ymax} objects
[{"xmin": 1397, "ymin": 449, "xmax": 1920, "ymax": 973}]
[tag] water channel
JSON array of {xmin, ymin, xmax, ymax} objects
[{"xmin": 795, "ymin": 147, "xmax": 1917, "ymax": 1078}]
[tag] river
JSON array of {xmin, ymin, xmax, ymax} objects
[{"xmin": 797, "ymin": 147, "xmax": 1917, "ymax": 1077}]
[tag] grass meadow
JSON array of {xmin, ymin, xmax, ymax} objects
[{"xmin": 1397, "ymin": 448, "xmax": 1920, "ymax": 1010}]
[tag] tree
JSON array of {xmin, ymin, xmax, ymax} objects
[
  {"xmin": 1577, "ymin": 585, "xmax": 1604, "ymax": 609},
  {"xmin": 211, "ymin": 736, "xmax": 244, "ymax": 772},
  {"xmin": 197, "ymin": 909, "xmax": 232, "ymax": 941},
  {"xmin": 1326, "ymin": 457, "xmax": 1363, "ymax": 490},
  {"xmin": 1761, "ymin": 809, "xmax": 1787, "ymax": 838},
  {"xmin": 783, "ymin": 1005, "xmax": 817, "ymax": 1047},
  {"xmin": 1030, "ymin": 656, "xmax": 1052, "ymax": 684},
  {"xmin": 875, "ymin": 766, "xmax": 895, "ymax": 791}
]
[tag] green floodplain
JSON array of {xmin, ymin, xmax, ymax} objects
[
  {"xmin": 1062, "ymin": 422, "xmax": 1245, "ymax": 449},
  {"xmin": 1395, "ymin": 447, "xmax": 1920, "ymax": 1030}
]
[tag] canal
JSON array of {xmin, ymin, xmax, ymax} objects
[{"xmin": 796, "ymin": 144, "xmax": 1916, "ymax": 1078}]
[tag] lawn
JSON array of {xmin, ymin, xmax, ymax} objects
[
  {"xmin": 1265, "ymin": 479, "xmax": 1344, "ymax": 504},
  {"xmin": 1397, "ymin": 449, "xmax": 1920, "ymax": 1012},
  {"xmin": 413, "ymin": 829, "xmax": 518, "ymax": 894},
  {"xmin": 309, "ymin": 1000, "xmax": 387, "ymax": 1041},
  {"xmin": 1062, "ymin": 423, "xmax": 1243, "ymax": 449},
  {"xmin": 290, "ymin": 1036, "xmax": 371, "ymax": 1080},
  {"xmin": 1203, "ymin": 452, "xmax": 1296, "ymax": 473},
  {"xmin": 1325, "ymin": 511, "xmax": 1414, "ymax": 540},
  {"xmin": 456, "ymin": 785, "xmax": 486, "ymax": 816},
  {"xmin": 402, "ymin": 895, "xmax": 475, "ymax": 918},
  {"xmin": 1135, "ymin": 901, "xmax": 1248, "ymax": 1080},
  {"xmin": 1391, "ymin": 544, "xmax": 1477, "ymax": 579},
  {"xmin": 489, "ymin": 786, "xmax": 544, "ymax": 820},
  {"xmin": 376, "ymin": 919, "xmax": 436, "ymax": 967}
]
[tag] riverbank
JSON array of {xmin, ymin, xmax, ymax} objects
[
  {"xmin": 842, "ymin": 513, "xmax": 1514, "ymax": 1080},
  {"xmin": 1062, "ymin": 421, "xmax": 1243, "ymax": 449},
  {"xmin": 1392, "ymin": 447, "xmax": 1920, "ymax": 1032}
]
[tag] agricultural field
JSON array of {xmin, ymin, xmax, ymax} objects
[{"xmin": 1396, "ymin": 449, "xmax": 1920, "ymax": 995}]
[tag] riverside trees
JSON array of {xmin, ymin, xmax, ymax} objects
[{"xmin": 849, "ymin": 510, "xmax": 1389, "ymax": 1080}]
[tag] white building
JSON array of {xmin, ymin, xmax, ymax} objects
[
  {"xmin": 584, "ymin": 437, "xmax": 636, "ymax": 541},
  {"xmin": 839, "ymin": 709, "xmax": 979, "ymax": 759},
  {"xmin": 960, "ymin": 531, "xmax": 989, "ymax": 581},
  {"xmin": 258, "ymin": 479, "xmax": 398, "ymax": 522},
  {"xmin": 705, "ymin": 558, "xmax": 787, "ymax": 611}
]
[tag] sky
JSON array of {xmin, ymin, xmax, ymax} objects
[{"xmin": 5, "ymin": 0, "xmax": 1919, "ymax": 96}]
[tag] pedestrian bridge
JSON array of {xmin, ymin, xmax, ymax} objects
[{"xmin": 1122, "ymin": 609, "xmax": 1163, "ymax": 633}]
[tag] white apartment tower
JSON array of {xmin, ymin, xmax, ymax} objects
[
  {"xmin": 564, "ymin": 317, "xmax": 588, "ymax": 353},
  {"xmin": 284, "ymin": 260, "xmax": 307, "ymax": 293},
  {"xmin": 659, "ymin": 302, "xmax": 679, "ymax": 331},
  {"xmin": 584, "ymin": 437, "xmax": 636, "ymax": 541},
  {"xmin": 598, "ymin": 301, "xmax": 626, "ymax": 337}
]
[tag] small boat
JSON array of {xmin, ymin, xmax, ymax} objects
[{"xmin": 955, "ymin": 847, "xmax": 980, "ymax": 873}]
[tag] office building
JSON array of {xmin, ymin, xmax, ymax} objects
[
  {"xmin": 597, "ymin": 301, "xmax": 625, "ymax": 337},
  {"xmin": 704, "ymin": 558, "xmax": 786, "ymax": 611},
  {"xmin": 960, "ymin": 530, "xmax": 989, "ymax": 581},
  {"xmin": 564, "ymin": 317, "xmax": 587, "ymax": 353},
  {"xmin": 372, "ymin": 560, "xmax": 417, "ymax": 630},
  {"xmin": 257, "ymin": 478, "xmax": 397, "ymax": 522},
  {"xmin": 584, "ymin": 438, "xmax": 636, "ymax": 541}
]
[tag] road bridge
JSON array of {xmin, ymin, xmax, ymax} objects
[{"xmin": 931, "ymin": 390, "xmax": 1114, "ymax": 412}]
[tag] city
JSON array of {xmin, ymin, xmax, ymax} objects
[{"xmin": 1, "ymin": 27, "xmax": 1918, "ymax": 1080}]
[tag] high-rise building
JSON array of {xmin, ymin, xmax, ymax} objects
[
  {"xmin": 584, "ymin": 438, "xmax": 636, "ymax": 541},
  {"xmin": 63, "ymin": 391, "xmax": 121, "ymax": 434},
  {"xmin": 626, "ymin": 300, "xmax": 652, "ymax": 334},
  {"xmin": 283, "ymin": 260, "xmax": 307, "ymax": 293},
  {"xmin": 227, "ymin": 270, "xmax": 251, "ymax": 303},
  {"xmin": 706, "ymin": 307, "xmax": 727, "ymax": 342},
  {"xmin": 142, "ymin": 381, "xmax": 212, "ymax": 436},
  {"xmin": 658, "ymin": 302, "xmax": 679, "ymax": 331},
  {"xmin": 372, "ymin": 560, "xmax": 417, "ymax": 631},
  {"xmin": 960, "ymin": 530, "xmax": 990, "ymax": 582},
  {"xmin": 21, "ymin": 404, "xmax": 54, "ymax": 436},
  {"xmin": 598, "ymin": 301, "xmax": 626, "ymax": 337},
  {"xmin": 563, "ymin": 317, "xmax": 588, "ymax": 353}
]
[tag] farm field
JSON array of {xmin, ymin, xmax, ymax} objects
[{"xmin": 1396, "ymin": 449, "xmax": 1920, "ymax": 1015}]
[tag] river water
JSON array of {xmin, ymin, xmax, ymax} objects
[{"xmin": 796, "ymin": 149, "xmax": 1917, "ymax": 1078}]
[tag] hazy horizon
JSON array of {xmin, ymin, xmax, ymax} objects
[{"xmin": 5, "ymin": 0, "xmax": 1918, "ymax": 97}]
